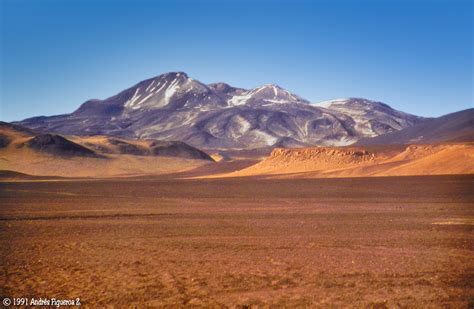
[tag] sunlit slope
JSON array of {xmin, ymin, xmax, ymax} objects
[
  {"xmin": 219, "ymin": 144, "xmax": 474, "ymax": 178},
  {"xmin": 0, "ymin": 122, "xmax": 212, "ymax": 177}
]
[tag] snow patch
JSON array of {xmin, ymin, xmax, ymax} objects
[
  {"xmin": 315, "ymin": 98, "xmax": 349, "ymax": 108},
  {"xmin": 253, "ymin": 86, "xmax": 267, "ymax": 95},
  {"xmin": 331, "ymin": 136, "xmax": 355, "ymax": 146},
  {"xmin": 252, "ymin": 130, "xmax": 278, "ymax": 146},
  {"xmin": 264, "ymin": 99, "xmax": 290, "ymax": 104},
  {"xmin": 146, "ymin": 80, "xmax": 155, "ymax": 92},
  {"xmin": 155, "ymin": 81, "xmax": 167, "ymax": 94},
  {"xmin": 228, "ymin": 92, "xmax": 253, "ymax": 106},
  {"xmin": 272, "ymin": 85, "xmax": 278, "ymax": 97},
  {"xmin": 134, "ymin": 92, "xmax": 156, "ymax": 107},
  {"xmin": 354, "ymin": 119, "xmax": 376, "ymax": 137},
  {"xmin": 124, "ymin": 88, "xmax": 141, "ymax": 108},
  {"xmin": 232, "ymin": 115, "xmax": 251, "ymax": 135},
  {"xmin": 164, "ymin": 78, "xmax": 180, "ymax": 102}
]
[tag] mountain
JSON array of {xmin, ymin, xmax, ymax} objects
[
  {"xmin": 17, "ymin": 72, "xmax": 425, "ymax": 150},
  {"xmin": 356, "ymin": 108, "xmax": 474, "ymax": 145}
]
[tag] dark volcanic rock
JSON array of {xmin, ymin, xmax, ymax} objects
[
  {"xmin": 0, "ymin": 134, "xmax": 11, "ymax": 148},
  {"xmin": 26, "ymin": 134, "xmax": 101, "ymax": 158},
  {"xmin": 149, "ymin": 140, "xmax": 214, "ymax": 161},
  {"xmin": 84, "ymin": 142, "xmax": 114, "ymax": 154},
  {"xmin": 107, "ymin": 138, "xmax": 147, "ymax": 155}
]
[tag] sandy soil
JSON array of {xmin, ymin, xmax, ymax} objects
[
  {"xmin": 0, "ymin": 124, "xmax": 212, "ymax": 178},
  {"xmin": 1, "ymin": 175, "xmax": 473, "ymax": 307},
  {"xmin": 0, "ymin": 147, "xmax": 209, "ymax": 178},
  {"xmin": 221, "ymin": 143, "xmax": 474, "ymax": 178}
]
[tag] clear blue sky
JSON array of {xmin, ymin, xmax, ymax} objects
[{"xmin": 1, "ymin": 0, "xmax": 472, "ymax": 121}]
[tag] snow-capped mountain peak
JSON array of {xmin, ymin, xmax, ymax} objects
[
  {"xmin": 17, "ymin": 72, "xmax": 426, "ymax": 150},
  {"xmin": 227, "ymin": 83, "xmax": 309, "ymax": 106},
  {"xmin": 122, "ymin": 72, "xmax": 216, "ymax": 111}
]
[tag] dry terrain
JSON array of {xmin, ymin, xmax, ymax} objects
[
  {"xmin": 222, "ymin": 143, "xmax": 474, "ymax": 178},
  {"xmin": 0, "ymin": 148, "xmax": 208, "ymax": 178},
  {"xmin": 1, "ymin": 175, "xmax": 473, "ymax": 307},
  {"xmin": 0, "ymin": 122, "xmax": 212, "ymax": 178},
  {"xmin": 2, "ymin": 121, "xmax": 473, "ymax": 180}
]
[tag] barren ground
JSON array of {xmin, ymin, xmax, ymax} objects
[{"xmin": 1, "ymin": 175, "xmax": 473, "ymax": 307}]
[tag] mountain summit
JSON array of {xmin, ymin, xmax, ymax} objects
[{"xmin": 17, "ymin": 72, "xmax": 424, "ymax": 149}]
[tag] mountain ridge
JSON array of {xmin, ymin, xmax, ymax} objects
[
  {"xmin": 356, "ymin": 108, "xmax": 474, "ymax": 145},
  {"xmin": 17, "ymin": 71, "xmax": 425, "ymax": 150}
]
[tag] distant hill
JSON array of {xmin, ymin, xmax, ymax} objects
[
  {"xmin": 75, "ymin": 136, "xmax": 214, "ymax": 161},
  {"xmin": 0, "ymin": 121, "xmax": 213, "ymax": 161},
  {"xmin": 0, "ymin": 122, "xmax": 214, "ymax": 177},
  {"xmin": 356, "ymin": 109, "xmax": 474, "ymax": 145},
  {"xmin": 27, "ymin": 134, "xmax": 102, "ymax": 158}
]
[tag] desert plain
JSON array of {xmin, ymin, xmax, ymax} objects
[
  {"xmin": 1, "ymin": 174, "xmax": 473, "ymax": 307},
  {"xmin": 1, "ymin": 118, "xmax": 473, "ymax": 307}
]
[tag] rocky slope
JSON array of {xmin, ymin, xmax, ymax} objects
[
  {"xmin": 17, "ymin": 72, "xmax": 425, "ymax": 150},
  {"xmin": 356, "ymin": 108, "xmax": 474, "ymax": 145},
  {"xmin": 27, "ymin": 134, "xmax": 101, "ymax": 158}
]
